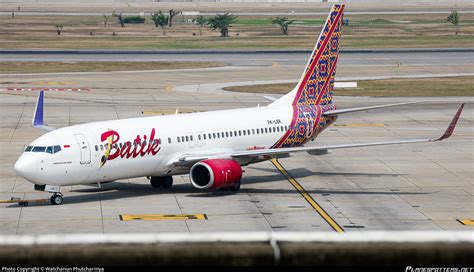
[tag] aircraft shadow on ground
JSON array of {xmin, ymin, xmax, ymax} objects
[{"xmin": 6, "ymin": 169, "xmax": 431, "ymax": 206}]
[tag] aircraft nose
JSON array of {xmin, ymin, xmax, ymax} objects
[{"xmin": 14, "ymin": 153, "xmax": 38, "ymax": 182}]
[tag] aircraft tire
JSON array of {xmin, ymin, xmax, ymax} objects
[
  {"xmin": 150, "ymin": 177, "xmax": 163, "ymax": 188},
  {"xmin": 229, "ymin": 180, "xmax": 241, "ymax": 192},
  {"xmin": 162, "ymin": 176, "xmax": 173, "ymax": 188},
  {"xmin": 50, "ymin": 195, "xmax": 63, "ymax": 205}
]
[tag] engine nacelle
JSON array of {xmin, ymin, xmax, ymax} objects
[{"xmin": 190, "ymin": 159, "xmax": 242, "ymax": 190}]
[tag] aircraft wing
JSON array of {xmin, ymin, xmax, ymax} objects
[
  {"xmin": 170, "ymin": 104, "xmax": 464, "ymax": 165},
  {"xmin": 171, "ymin": 151, "xmax": 232, "ymax": 167},
  {"xmin": 231, "ymin": 103, "xmax": 465, "ymax": 158}
]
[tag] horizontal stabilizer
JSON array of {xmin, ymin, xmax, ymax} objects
[{"xmin": 323, "ymin": 101, "xmax": 426, "ymax": 116}]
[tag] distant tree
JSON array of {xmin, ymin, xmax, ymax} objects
[
  {"xmin": 112, "ymin": 11, "xmax": 124, "ymax": 27},
  {"xmin": 195, "ymin": 15, "xmax": 207, "ymax": 36},
  {"xmin": 272, "ymin": 16, "xmax": 295, "ymax": 35},
  {"xmin": 103, "ymin": 14, "xmax": 109, "ymax": 27},
  {"xmin": 207, "ymin": 13, "xmax": 238, "ymax": 37},
  {"xmin": 168, "ymin": 9, "xmax": 181, "ymax": 27},
  {"xmin": 446, "ymin": 10, "xmax": 460, "ymax": 35},
  {"xmin": 55, "ymin": 25, "xmax": 63, "ymax": 35},
  {"xmin": 123, "ymin": 16, "xmax": 145, "ymax": 24},
  {"xmin": 151, "ymin": 12, "xmax": 169, "ymax": 35}
]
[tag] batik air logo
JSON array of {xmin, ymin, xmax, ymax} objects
[{"xmin": 100, "ymin": 128, "xmax": 161, "ymax": 168}]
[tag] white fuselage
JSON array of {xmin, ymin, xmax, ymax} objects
[{"xmin": 15, "ymin": 104, "xmax": 294, "ymax": 186}]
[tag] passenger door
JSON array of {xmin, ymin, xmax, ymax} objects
[{"xmin": 74, "ymin": 134, "xmax": 91, "ymax": 164}]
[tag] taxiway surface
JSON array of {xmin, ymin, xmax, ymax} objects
[{"xmin": 0, "ymin": 59, "xmax": 472, "ymax": 234}]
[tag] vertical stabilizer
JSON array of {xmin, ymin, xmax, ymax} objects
[{"xmin": 271, "ymin": 4, "xmax": 344, "ymax": 107}]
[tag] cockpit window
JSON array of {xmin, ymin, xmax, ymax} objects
[
  {"xmin": 25, "ymin": 145, "xmax": 62, "ymax": 154},
  {"xmin": 32, "ymin": 146, "xmax": 46, "ymax": 152},
  {"xmin": 53, "ymin": 145, "xmax": 61, "ymax": 153}
]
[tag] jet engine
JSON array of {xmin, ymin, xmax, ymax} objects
[{"xmin": 190, "ymin": 159, "xmax": 242, "ymax": 190}]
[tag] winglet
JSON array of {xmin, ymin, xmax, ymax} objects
[
  {"xmin": 32, "ymin": 91, "xmax": 44, "ymax": 127},
  {"xmin": 435, "ymin": 103, "xmax": 465, "ymax": 141},
  {"xmin": 32, "ymin": 91, "xmax": 55, "ymax": 132}
]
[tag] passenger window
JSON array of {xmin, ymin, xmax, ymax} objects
[
  {"xmin": 225, "ymin": 132, "xmax": 229, "ymax": 138},
  {"xmin": 177, "ymin": 137, "xmax": 180, "ymax": 143},
  {"xmin": 168, "ymin": 138, "xmax": 171, "ymax": 144},
  {"xmin": 208, "ymin": 133, "xmax": 211, "ymax": 139},
  {"xmin": 252, "ymin": 129, "xmax": 255, "ymax": 135},
  {"xmin": 243, "ymin": 130, "xmax": 246, "ymax": 136},
  {"xmin": 53, "ymin": 145, "xmax": 61, "ymax": 153},
  {"xmin": 186, "ymin": 136, "xmax": 189, "ymax": 142},
  {"xmin": 238, "ymin": 131, "xmax": 241, "ymax": 136},
  {"xmin": 95, "ymin": 145, "xmax": 98, "ymax": 151},
  {"xmin": 213, "ymin": 133, "xmax": 216, "ymax": 138},
  {"xmin": 230, "ymin": 131, "xmax": 233, "ymax": 137},
  {"xmin": 190, "ymin": 135, "xmax": 193, "ymax": 141},
  {"xmin": 100, "ymin": 145, "xmax": 103, "ymax": 151},
  {"xmin": 198, "ymin": 135, "xmax": 201, "ymax": 140},
  {"xmin": 273, "ymin": 127, "xmax": 276, "ymax": 133},
  {"xmin": 217, "ymin": 133, "xmax": 220, "ymax": 139},
  {"xmin": 256, "ymin": 129, "xmax": 260, "ymax": 134},
  {"xmin": 181, "ymin": 136, "xmax": 185, "ymax": 142},
  {"xmin": 247, "ymin": 129, "xmax": 250, "ymax": 135},
  {"xmin": 203, "ymin": 134, "xmax": 206, "ymax": 140}
]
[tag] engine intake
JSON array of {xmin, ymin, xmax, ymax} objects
[{"xmin": 190, "ymin": 159, "xmax": 242, "ymax": 190}]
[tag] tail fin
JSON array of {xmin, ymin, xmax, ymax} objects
[{"xmin": 271, "ymin": 4, "xmax": 344, "ymax": 107}]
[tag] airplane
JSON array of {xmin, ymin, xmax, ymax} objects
[{"xmin": 13, "ymin": 4, "xmax": 465, "ymax": 205}]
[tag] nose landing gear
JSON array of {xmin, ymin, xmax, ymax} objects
[
  {"xmin": 34, "ymin": 184, "xmax": 64, "ymax": 205},
  {"xmin": 50, "ymin": 193, "xmax": 63, "ymax": 205}
]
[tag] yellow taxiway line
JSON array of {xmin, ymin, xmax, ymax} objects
[
  {"xmin": 457, "ymin": 219, "xmax": 474, "ymax": 226},
  {"xmin": 271, "ymin": 159, "xmax": 344, "ymax": 233}
]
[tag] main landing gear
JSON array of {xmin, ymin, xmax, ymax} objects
[
  {"xmin": 218, "ymin": 180, "xmax": 241, "ymax": 192},
  {"xmin": 150, "ymin": 176, "xmax": 173, "ymax": 189}
]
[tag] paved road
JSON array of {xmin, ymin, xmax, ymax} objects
[
  {"xmin": 1, "ymin": 11, "xmax": 473, "ymax": 16},
  {"xmin": 2, "ymin": 51, "xmax": 473, "ymax": 67}
]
